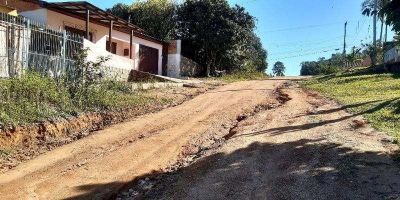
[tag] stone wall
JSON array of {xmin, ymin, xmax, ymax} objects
[{"xmin": 180, "ymin": 56, "xmax": 203, "ymax": 77}]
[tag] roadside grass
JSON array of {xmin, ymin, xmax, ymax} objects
[
  {"xmin": 0, "ymin": 73, "xmax": 160, "ymax": 125},
  {"xmin": 220, "ymin": 71, "xmax": 268, "ymax": 83},
  {"xmin": 302, "ymin": 71, "xmax": 400, "ymax": 141}
]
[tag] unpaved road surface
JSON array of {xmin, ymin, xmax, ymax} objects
[
  {"xmin": 2, "ymin": 79, "xmax": 400, "ymax": 200},
  {"xmin": 0, "ymin": 80, "xmax": 283, "ymax": 200},
  {"xmin": 126, "ymin": 82, "xmax": 400, "ymax": 200}
]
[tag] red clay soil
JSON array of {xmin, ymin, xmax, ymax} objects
[
  {"xmin": 132, "ymin": 82, "xmax": 400, "ymax": 200},
  {"xmin": 0, "ymin": 80, "xmax": 282, "ymax": 200},
  {"xmin": 0, "ymin": 86, "xmax": 211, "ymax": 173}
]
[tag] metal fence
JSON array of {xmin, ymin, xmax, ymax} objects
[{"xmin": 0, "ymin": 13, "xmax": 83, "ymax": 79}]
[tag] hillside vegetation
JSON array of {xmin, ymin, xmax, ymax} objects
[
  {"xmin": 303, "ymin": 71, "xmax": 400, "ymax": 141},
  {"xmin": 0, "ymin": 73, "xmax": 162, "ymax": 125}
]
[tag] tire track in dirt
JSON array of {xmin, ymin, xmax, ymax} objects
[
  {"xmin": 127, "ymin": 82, "xmax": 400, "ymax": 200},
  {"xmin": 0, "ymin": 80, "xmax": 284, "ymax": 200}
]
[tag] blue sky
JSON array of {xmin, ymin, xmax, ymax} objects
[{"xmin": 50, "ymin": 0, "xmax": 395, "ymax": 75}]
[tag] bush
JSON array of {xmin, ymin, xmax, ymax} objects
[
  {"xmin": 0, "ymin": 49, "xmax": 160, "ymax": 125},
  {"xmin": 0, "ymin": 73, "xmax": 72, "ymax": 124},
  {"xmin": 0, "ymin": 73, "xmax": 152, "ymax": 125}
]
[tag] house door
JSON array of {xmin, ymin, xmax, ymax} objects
[
  {"xmin": 139, "ymin": 45, "xmax": 158, "ymax": 74},
  {"xmin": 106, "ymin": 41, "xmax": 117, "ymax": 54}
]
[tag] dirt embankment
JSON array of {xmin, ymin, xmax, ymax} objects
[
  {"xmin": 0, "ymin": 85, "xmax": 214, "ymax": 173},
  {"xmin": 117, "ymin": 82, "xmax": 400, "ymax": 200}
]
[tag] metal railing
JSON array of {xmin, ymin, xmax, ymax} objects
[{"xmin": 0, "ymin": 13, "xmax": 83, "ymax": 79}]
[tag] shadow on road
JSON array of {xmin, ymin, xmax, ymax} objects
[
  {"xmin": 65, "ymin": 139, "xmax": 400, "ymax": 200},
  {"xmin": 63, "ymin": 98, "xmax": 400, "ymax": 200}
]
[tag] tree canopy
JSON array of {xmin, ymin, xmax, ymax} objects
[
  {"xmin": 383, "ymin": 0, "xmax": 400, "ymax": 35},
  {"xmin": 108, "ymin": 0, "xmax": 267, "ymax": 76},
  {"xmin": 272, "ymin": 61, "xmax": 285, "ymax": 76},
  {"xmin": 107, "ymin": 0, "xmax": 177, "ymax": 41},
  {"xmin": 176, "ymin": 0, "xmax": 267, "ymax": 76}
]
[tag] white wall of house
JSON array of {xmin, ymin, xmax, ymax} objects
[
  {"xmin": 385, "ymin": 47, "xmax": 400, "ymax": 64},
  {"xmin": 84, "ymin": 39, "xmax": 134, "ymax": 81},
  {"xmin": 167, "ymin": 40, "xmax": 182, "ymax": 78},
  {"xmin": 19, "ymin": 8, "xmax": 48, "ymax": 24},
  {"xmin": 20, "ymin": 8, "xmax": 163, "ymax": 75}
]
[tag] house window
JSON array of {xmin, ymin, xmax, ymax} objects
[
  {"xmin": 124, "ymin": 48, "xmax": 129, "ymax": 56},
  {"xmin": 65, "ymin": 26, "xmax": 93, "ymax": 42},
  {"xmin": 106, "ymin": 41, "xmax": 117, "ymax": 54}
]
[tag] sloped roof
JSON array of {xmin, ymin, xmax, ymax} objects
[{"xmin": 25, "ymin": 0, "xmax": 163, "ymax": 44}]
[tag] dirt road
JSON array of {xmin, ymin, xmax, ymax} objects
[
  {"xmin": 126, "ymin": 82, "xmax": 400, "ymax": 200},
  {"xmin": 0, "ymin": 80, "xmax": 283, "ymax": 200},
  {"xmin": 2, "ymin": 79, "xmax": 400, "ymax": 200}
]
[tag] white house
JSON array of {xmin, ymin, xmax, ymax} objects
[
  {"xmin": 384, "ymin": 46, "xmax": 400, "ymax": 64},
  {"xmin": 3, "ymin": 0, "xmax": 165, "ymax": 79}
]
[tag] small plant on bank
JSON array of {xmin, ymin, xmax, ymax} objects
[{"xmin": 0, "ymin": 50, "xmax": 155, "ymax": 125}]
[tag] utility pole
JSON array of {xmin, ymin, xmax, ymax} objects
[
  {"xmin": 343, "ymin": 21, "xmax": 347, "ymax": 56},
  {"xmin": 373, "ymin": 0, "xmax": 378, "ymax": 48}
]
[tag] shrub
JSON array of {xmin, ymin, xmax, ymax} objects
[{"xmin": 0, "ymin": 73, "xmax": 72, "ymax": 124}]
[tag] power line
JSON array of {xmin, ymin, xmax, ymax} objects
[
  {"xmin": 269, "ymin": 48, "xmax": 340, "ymax": 61},
  {"xmin": 268, "ymin": 43, "xmax": 360, "ymax": 61},
  {"xmin": 270, "ymin": 44, "xmax": 342, "ymax": 56},
  {"xmin": 261, "ymin": 21, "xmax": 354, "ymax": 33},
  {"xmin": 350, "ymin": 17, "xmax": 367, "ymax": 47},
  {"xmin": 267, "ymin": 34, "xmax": 355, "ymax": 48}
]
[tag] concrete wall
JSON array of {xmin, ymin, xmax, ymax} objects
[
  {"xmin": 385, "ymin": 47, "xmax": 400, "ymax": 64},
  {"xmin": 167, "ymin": 40, "xmax": 181, "ymax": 78},
  {"xmin": 167, "ymin": 40, "xmax": 202, "ymax": 78},
  {"xmin": 84, "ymin": 39, "xmax": 134, "ymax": 81},
  {"xmin": 19, "ymin": 8, "xmax": 47, "ymax": 24}
]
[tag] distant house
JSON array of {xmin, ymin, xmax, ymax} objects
[
  {"xmin": 1, "ymin": 0, "xmax": 164, "ymax": 78},
  {"xmin": 384, "ymin": 46, "xmax": 400, "ymax": 64}
]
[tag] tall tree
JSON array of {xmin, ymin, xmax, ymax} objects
[
  {"xmin": 272, "ymin": 61, "xmax": 285, "ymax": 76},
  {"xmin": 176, "ymin": 0, "xmax": 267, "ymax": 76},
  {"xmin": 382, "ymin": 0, "xmax": 400, "ymax": 35},
  {"xmin": 107, "ymin": 0, "xmax": 177, "ymax": 41},
  {"xmin": 108, "ymin": 0, "xmax": 267, "ymax": 76},
  {"xmin": 361, "ymin": 0, "xmax": 389, "ymax": 43}
]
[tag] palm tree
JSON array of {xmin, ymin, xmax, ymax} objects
[{"xmin": 361, "ymin": 0, "xmax": 389, "ymax": 43}]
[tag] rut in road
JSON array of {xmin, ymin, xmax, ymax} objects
[
  {"xmin": 0, "ymin": 80, "xmax": 283, "ymax": 200},
  {"xmin": 123, "ymin": 82, "xmax": 400, "ymax": 200}
]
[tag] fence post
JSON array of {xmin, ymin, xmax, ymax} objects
[
  {"xmin": 61, "ymin": 30, "xmax": 67, "ymax": 77},
  {"xmin": 23, "ymin": 18, "xmax": 30, "ymax": 73}
]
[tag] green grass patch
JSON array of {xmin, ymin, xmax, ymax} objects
[
  {"xmin": 0, "ymin": 148, "xmax": 13, "ymax": 156},
  {"xmin": 302, "ymin": 71, "xmax": 400, "ymax": 141},
  {"xmin": 220, "ymin": 71, "xmax": 268, "ymax": 83},
  {"xmin": 0, "ymin": 73, "xmax": 159, "ymax": 125}
]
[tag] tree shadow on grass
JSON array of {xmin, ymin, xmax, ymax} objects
[
  {"xmin": 234, "ymin": 98, "xmax": 400, "ymax": 139},
  {"xmin": 64, "ymin": 139, "xmax": 400, "ymax": 200},
  {"xmin": 315, "ymin": 69, "xmax": 375, "ymax": 82}
]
